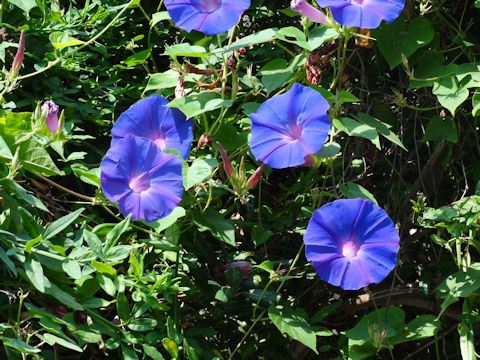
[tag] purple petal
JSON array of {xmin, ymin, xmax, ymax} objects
[
  {"xmin": 316, "ymin": 0, "xmax": 405, "ymax": 29},
  {"xmin": 164, "ymin": 0, "xmax": 250, "ymax": 35},
  {"xmin": 304, "ymin": 198, "xmax": 400, "ymax": 290},
  {"xmin": 111, "ymin": 95, "xmax": 193, "ymax": 159},
  {"xmin": 100, "ymin": 135, "xmax": 183, "ymax": 222},
  {"xmin": 249, "ymin": 83, "xmax": 330, "ymax": 169}
]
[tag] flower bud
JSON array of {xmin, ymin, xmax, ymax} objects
[
  {"xmin": 216, "ymin": 141, "xmax": 234, "ymax": 178},
  {"xmin": 175, "ymin": 75, "xmax": 184, "ymax": 99},
  {"xmin": 291, "ymin": 0, "xmax": 327, "ymax": 24},
  {"xmin": 247, "ymin": 163, "xmax": 266, "ymax": 188},
  {"xmin": 10, "ymin": 30, "xmax": 25, "ymax": 79},
  {"xmin": 223, "ymin": 261, "xmax": 252, "ymax": 276},
  {"xmin": 41, "ymin": 100, "xmax": 59, "ymax": 133}
]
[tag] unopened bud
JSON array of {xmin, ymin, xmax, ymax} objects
[
  {"xmin": 216, "ymin": 142, "xmax": 234, "ymax": 178},
  {"xmin": 197, "ymin": 133, "xmax": 214, "ymax": 150},
  {"xmin": 41, "ymin": 100, "xmax": 59, "ymax": 133},
  {"xmin": 247, "ymin": 163, "xmax": 266, "ymax": 188},
  {"xmin": 10, "ymin": 30, "xmax": 25, "ymax": 79},
  {"xmin": 223, "ymin": 261, "xmax": 252, "ymax": 276},
  {"xmin": 175, "ymin": 75, "xmax": 184, "ymax": 99},
  {"xmin": 291, "ymin": 0, "xmax": 327, "ymax": 24}
]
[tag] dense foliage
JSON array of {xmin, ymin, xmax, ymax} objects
[{"xmin": 0, "ymin": 0, "xmax": 479, "ymax": 359}]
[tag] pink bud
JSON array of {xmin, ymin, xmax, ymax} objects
[
  {"xmin": 41, "ymin": 100, "xmax": 59, "ymax": 133},
  {"xmin": 175, "ymin": 75, "xmax": 184, "ymax": 99},
  {"xmin": 11, "ymin": 30, "xmax": 25, "ymax": 75},
  {"xmin": 247, "ymin": 163, "xmax": 266, "ymax": 188},
  {"xmin": 291, "ymin": 0, "xmax": 327, "ymax": 24},
  {"xmin": 217, "ymin": 141, "xmax": 234, "ymax": 178},
  {"xmin": 223, "ymin": 261, "xmax": 252, "ymax": 276}
]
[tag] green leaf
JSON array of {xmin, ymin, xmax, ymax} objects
[
  {"xmin": 49, "ymin": 32, "xmax": 85, "ymax": 49},
  {"xmin": 354, "ymin": 113, "xmax": 406, "ymax": 150},
  {"xmin": 163, "ymin": 44, "xmax": 209, "ymax": 57},
  {"xmin": 339, "ymin": 182, "xmax": 378, "ymax": 205},
  {"xmin": 91, "ymin": 260, "xmax": 117, "ymax": 276},
  {"xmin": 146, "ymin": 207, "xmax": 186, "ymax": 233},
  {"xmin": 151, "ymin": 11, "xmax": 170, "ymax": 26},
  {"xmin": 373, "ymin": 17, "xmax": 434, "ymax": 69},
  {"xmin": 183, "ymin": 338, "xmax": 199, "ymax": 360},
  {"xmin": 255, "ymin": 260, "xmax": 275, "ymax": 274},
  {"xmin": 472, "ymin": 91, "xmax": 480, "ymax": 117},
  {"xmin": 128, "ymin": 318, "xmax": 158, "ymax": 331},
  {"xmin": 192, "ymin": 208, "xmax": 235, "ymax": 246},
  {"xmin": 0, "ymin": 336, "xmax": 40, "ymax": 354},
  {"xmin": 43, "ymin": 208, "xmax": 84, "ymax": 241},
  {"xmin": 423, "ymin": 115, "xmax": 457, "ymax": 143},
  {"xmin": 45, "ymin": 283, "xmax": 82, "ymax": 310},
  {"xmin": 315, "ymin": 142, "xmax": 341, "ymax": 158},
  {"xmin": 105, "ymin": 215, "xmax": 131, "ymax": 251},
  {"xmin": 215, "ymin": 28, "xmax": 277, "ymax": 53},
  {"xmin": 145, "ymin": 70, "xmax": 180, "ymax": 91},
  {"xmin": 143, "ymin": 344, "xmax": 165, "ymax": 360},
  {"xmin": 268, "ymin": 305, "xmax": 318, "ymax": 354},
  {"xmin": 252, "ymin": 225, "xmax": 273, "ymax": 246},
  {"xmin": 6, "ymin": 0, "xmax": 37, "ymax": 15},
  {"xmin": 25, "ymin": 255, "xmax": 45, "ymax": 292},
  {"xmin": 215, "ymin": 286, "xmax": 235, "ymax": 303},
  {"xmin": 84, "ymin": 230, "xmax": 104, "ymax": 259},
  {"xmin": 17, "ymin": 137, "xmax": 61, "ymax": 176},
  {"xmin": 41, "ymin": 333, "xmax": 82, "ymax": 352},
  {"xmin": 390, "ymin": 315, "xmax": 440, "ymax": 344},
  {"xmin": 0, "ymin": 135, "xmax": 13, "ymax": 159},
  {"xmin": 70, "ymin": 164, "xmax": 101, "ymax": 188},
  {"xmin": 167, "ymin": 92, "xmax": 232, "ymax": 118},
  {"xmin": 122, "ymin": 344, "xmax": 139, "ymax": 360},
  {"xmin": 162, "ymin": 338, "xmax": 179, "ymax": 359},
  {"xmin": 184, "ymin": 158, "xmax": 218, "ymax": 189},
  {"xmin": 117, "ymin": 292, "xmax": 130, "ymax": 322},
  {"xmin": 0, "ymin": 247, "xmax": 17, "ymax": 276},
  {"xmin": 72, "ymin": 330, "xmax": 102, "ymax": 344},
  {"xmin": 2, "ymin": 179, "xmax": 49, "ymax": 212},
  {"xmin": 432, "ymin": 76, "xmax": 469, "ymax": 116},
  {"xmin": 275, "ymin": 26, "xmax": 337, "ymax": 51},
  {"xmin": 62, "ymin": 259, "xmax": 82, "ymax": 280},
  {"xmin": 337, "ymin": 117, "xmax": 380, "ymax": 149},
  {"xmin": 97, "ymin": 274, "xmax": 116, "ymax": 297},
  {"xmin": 258, "ymin": 54, "xmax": 306, "ymax": 93},
  {"xmin": 459, "ymin": 320, "xmax": 475, "ymax": 360},
  {"xmin": 125, "ymin": 49, "xmax": 151, "ymax": 66}
]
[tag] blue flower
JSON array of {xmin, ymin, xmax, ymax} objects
[
  {"xmin": 164, "ymin": 0, "xmax": 250, "ymax": 35},
  {"xmin": 100, "ymin": 135, "xmax": 183, "ymax": 223},
  {"xmin": 111, "ymin": 95, "xmax": 193, "ymax": 160},
  {"xmin": 249, "ymin": 83, "xmax": 330, "ymax": 169},
  {"xmin": 304, "ymin": 198, "xmax": 399, "ymax": 290},
  {"xmin": 315, "ymin": 0, "xmax": 405, "ymax": 29}
]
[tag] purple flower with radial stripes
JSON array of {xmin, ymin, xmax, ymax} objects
[
  {"xmin": 249, "ymin": 83, "xmax": 330, "ymax": 169},
  {"xmin": 315, "ymin": 0, "xmax": 405, "ymax": 29},
  {"xmin": 304, "ymin": 198, "xmax": 399, "ymax": 290},
  {"xmin": 100, "ymin": 135, "xmax": 183, "ymax": 223},
  {"xmin": 111, "ymin": 95, "xmax": 193, "ymax": 160},
  {"xmin": 164, "ymin": 0, "xmax": 250, "ymax": 35}
]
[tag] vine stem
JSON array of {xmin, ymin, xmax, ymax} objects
[
  {"xmin": 34, "ymin": 173, "xmax": 95, "ymax": 202},
  {"xmin": 227, "ymin": 243, "xmax": 305, "ymax": 360},
  {"xmin": 0, "ymin": 0, "xmax": 137, "ymax": 84}
]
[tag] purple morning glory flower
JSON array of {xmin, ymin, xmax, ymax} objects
[
  {"xmin": 164, "ymin": 0, "xmax": 250, "ymax": 35},
  {"xmin": 41, "ymin": 100, "xmax": 59, "ymax": 133},
  {"xmin": 249, "ymin": 83, "xmax": 330, "ymax": 169},
  {"xmin": 315, "ymin": 0, "xmax": 405, "ymax": 29},
  {"xmin": 111, "ymin": 95, "xmax": 193, "ymax": 160},
  {"xmin": 100, "ymin": 135, "xmax": 183, "ymax": 223},
  {"xmin": 304, "ymin": 198, "xmax": 399, "ymax": 290}
]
